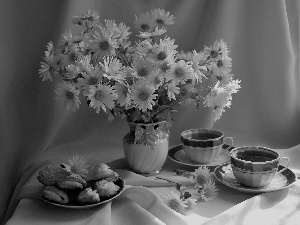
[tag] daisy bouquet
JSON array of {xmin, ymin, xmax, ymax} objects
[{"xmin": 39, "ymin": 8, "xmax": 241, "ymax": 126}]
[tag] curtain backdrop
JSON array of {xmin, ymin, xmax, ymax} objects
[{"xmin": 1, "ymin": 0, "xmax": 299, "ymax": 223}]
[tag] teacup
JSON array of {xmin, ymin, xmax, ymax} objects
[
  {"xmin": 181, "ymin": 129, "xmax": 233, "ymax": 164},
  {"xmin": 230, "ymin": 146, "xmax": 289, "ymax": 188}
]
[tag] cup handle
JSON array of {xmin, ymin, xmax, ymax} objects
[
  {"xmin": 277, "ymin": 157, "xmax": 289, "ymax": 174},
  {"xmin": 222, "ymin": 137, "xmax": 233, "ymax": 152},
  {"xmin": 218, "ymin": 137, "xmax": 233, "ymax": 157}
]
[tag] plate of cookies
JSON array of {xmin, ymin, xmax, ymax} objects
[{"xmin": 37, "ymin": 157, "xmax": 125, "ymax": 209}]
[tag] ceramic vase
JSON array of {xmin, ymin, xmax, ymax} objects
[{"xmin": 123, "ymin": 121, "xmax": 170, "ymax": 175}]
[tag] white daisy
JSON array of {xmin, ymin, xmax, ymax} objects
[
  {"xmin": 163, "ymin": 191, "xmax": 187, "ymax": 215},
  {"xmin": 59, "ymin": 45, "xmax": 79, "ymax": 68},
  {"xmin": 90, "ymin": 30, "xmax": 118, "ymax": 59},
  {"xmin": 167, "ymin": 60, "xmax": 194, "ymax": 84},
  {"xmin": 151, "ymin": 8, "xmax": 175, "ymax": 26},
  {"xmin": 39, "ymin": 58, "xmax": 54, "ymax": 82},
  {"xmin": 213, "ymin": 58, "xmax": 232, "ymax": 76},
  {"xmin": 78, "ymin": 65, "xmax": 103, "ymax": 95},
  {"xmin": 132, "ymin": 58, "xmax": 156, "ymax": 79},
  {"xmin": 130, "ymin": 80, "xmax": 157, "ymax": 112},
  {"xmin": 193, "ymin": 166, "xmax": 214, "ymax": 187},
  {"xmin": 100, "ymin": 56, "xmax": 124, "ymax": 80},
  {"xmin": 217, "ymin": 73, "xmax": 234, "ymax": 85},
  {"xmin": 65, "ymin": 155, "xmax": 89, "ymax": 177},
  {"xmin": 54, "ymin": 81, "xmax": 81, "ymax": 111},
  {"xmin": 87, "ymin": 84, "xmax": 117, "ymax": 113},
  {"xmin": 148, "ymin": 38, "xmax": 177, "ymax": 63},
  {"xmin": 185, "ymin": 198, "xmax": 197, "ymax": 209},
  {"xmin": 199, "ymin": 180, "xmax": 219, "ymax": 201},
  {"xmin": 134, "ymin": 12, "xmax": 156, "ymax": 32},
  {"xmin": 203, "ymin": 83, "xmax": 231, "ymax": 108}
]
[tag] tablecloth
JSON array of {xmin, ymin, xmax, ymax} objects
[{"xmin": 4, "ymin": 144, "xmax": 300, "ymax": 225}]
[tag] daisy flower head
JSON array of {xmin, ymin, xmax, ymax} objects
[
  {"xmin": 87, "ymin": 83, "xmax": 118, "ymax": 113},
  {"xmin": 72, "ymin": 10, "xmax": 100, "ymax": 32},
  {"xmin": 193, "ymin": 166, "xmax": 214, "ymax": 187},
  {"xmin": 90, "ymin": 30, "xmax": 118, "ymax": 59},
  {"xmin": 132, "ymin": 58, "xmax": 156, "ymax": 79},
  {"xmin": 134, "ymin": 12, "xmax": 156, "ymax": 32},
  {"xmin": 186, "ymin": 198, "xmax": 197, "ymax": 210},
  {"xmin": 59, "ymin": 45, "xmax": 80, "ymax": 68},
  {"xmin": 39, "ymin": 57, "xmax": 55, "ymax": 82},
  {"xmin": 44, "ymin": 41, "xmax": 55, "ymax": 60},
  {"xmin": 163, "ymin": 191, "xmax": 187, "ymax": 215},
  {"xmin": 203, "ymin": 83, "xmax": 231, "ymax": 108},
  {"xmin": 151, "ymin": 8, "xmax": 175, "ymax": 26},
  {"xmin": 54, "ymin": 81, "xmax": 81, "ymax": 111},
  {"xmin": 148, "ymin": 38, "xmax": 177, "ymax": 63},
  {"xmin": 190, "ymin": 51, "xmax": 207, "ymax": 82},
  {"xmin": 78, "ymin": 64, "xmax": 103, "ymax": 95},
  {"xmin": 157, "ymin": 59, "xmax": 173, "ymax": 76},
  {"xmin": 150, "ymin": 72, "xmax": 164, "ymax": 89},
  {"xmin": 199, "ymin": 180, "xmax": 219, "ymax": 202},
  {"xmin": 100, "ymin": 56, "xmax": 124, "ymax": 80},
  {"xmin": 65, "ymin": 155, "xmax": 89, "ymax": 177},
  {"xmin": 130, "ymin": 80, "xmax": 157, "ymax": 112},
  {"xmin": 225, "ymin": 79, "xmax": 241, "ymax": 94},
  {"xmin": 217, "ymin": 73, "xmax": 234, "ymax": 85},
  {"xmin": 167, "ymin": 60, "xmax": 194, "ymax": 85},
  {"xmin": 213, "ymin": 58, "xmax": 232, "ymax": 76},
  {"xmin": 214, "ymin": 39, "xmax": 230, "ymax": 59}
]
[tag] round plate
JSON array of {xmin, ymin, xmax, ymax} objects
[
  {"xmin": 168, "ymin": 145, "xmax": 231, "ymax": 168},
  {"xmin": 214, "ymin": 163, "xmax": 297, "ymax": 194},
  {"xmin": 41, "ymin": 178, "xmax": 125, "ymax": 209}
]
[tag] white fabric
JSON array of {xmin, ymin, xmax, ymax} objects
[{"xmin": 1, "ymin": 0, "xmax": 300, "ymax": 223}]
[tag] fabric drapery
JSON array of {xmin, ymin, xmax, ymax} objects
[{"xmin": 0, "ymin": 0, "xmax": 299, "ymax": 223}]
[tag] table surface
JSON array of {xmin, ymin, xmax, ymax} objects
[{"xmin": 4, "ymin": 141, "xmax": 300, "ymax": 225}]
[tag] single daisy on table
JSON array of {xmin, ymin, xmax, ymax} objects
[
  {"xmin": 54, "ymin": 81, "xmax": 80, "ymax": 111},
  {"xmin": 87, "ymin": 84, "xmax": 117, "ymax": 113},
  {"xmin": 130, "ymin": 80, "xmax": 157, "ymax": 112},
  {"xmin": 63, "ymin": 155, "xmax": 89, "ymax": 178},
  {"xmin": 151, "ymin": 8, "xmax": 175, "ymax": 26},
  {"xmin": 167, "ymin": 60, "xmax": 194, "ymax": 85},
  {"xmin": 163, "ymin": 191, "xmax": 187, "ymax": 215},
  {"xmin": 193, "ymin": 166, "xmax": 214, "ymax": 187},
  {"xmin": 199, "ymin": 180, "xmax": 219, "ymax": 202}
]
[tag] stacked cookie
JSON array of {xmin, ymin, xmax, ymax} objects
[{"xmin": 38, "ymin": 163, "xmax": 121, "ymax": 205}]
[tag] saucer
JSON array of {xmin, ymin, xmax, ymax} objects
[
  {"xmin": 214, "ymin": 163, "xmax": 297, "ymax": 194},
  {"xmin": 168, "ymin": 145, "xmax": 231, "ymax": 168}
]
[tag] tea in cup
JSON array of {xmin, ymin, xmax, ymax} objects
[
  {"xmin": 230, "ymin": 146, "xmax": 289, "ymax": 188},
  {"xmin": 181, "ymin": 129, "xmax": 233, "ymax": 164}
]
